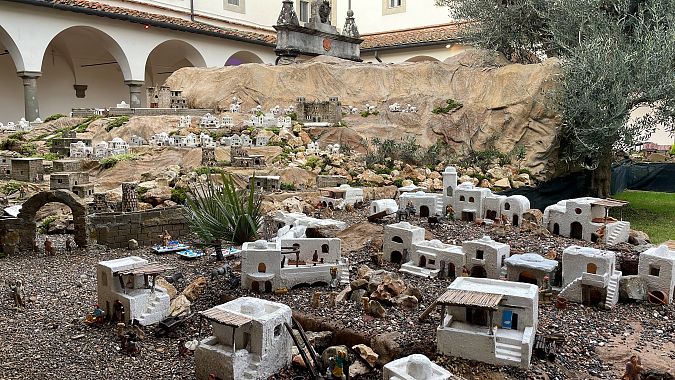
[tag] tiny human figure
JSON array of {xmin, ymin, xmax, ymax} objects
[
  {"xmin": 622, "ymin": 355, "xmax": 642, "ymax": 380},
  {"xmin": 65, "ymin": 238, "xmax": 73, "ymax": 252},
  {"xmin": 330, "ymin": 349, "xmax": 347, "ymax": 380},
  {"xmin": 160, "ymin": 230, "xmax": 172, "ymax": 247},
  {"xmin": 329, "ymin": 267, "xmax": 339, "ymax": 288},
  {"xmin": 312, "ymin": 250, "xmax": 319, "ymax": 263},
  {"xmin": 9, "ymin": 280, "xmax": 26, "ymax": 308},
  {"xmin": 539, "ymin": 275, "xmax": 553, "ymax": 303},
  {"xmin": 44, "ymin": 238, "xmax": 55, "ymax": 256},
  {"xmin": 112, "ymin": 300, "xmax": 125, "ymax": 323},
  {"xmin": 93, "ymin": 304, "xmax": 106, "ymax": 323},
  {"xmin": 461, "ymin": 266, "xmax": 470, "ymax": 277}
]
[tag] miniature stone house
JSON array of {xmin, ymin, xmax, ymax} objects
[
  {"xmin": 383, "ymin": 354, "xmax": 457, "ymax": 380},
  {"xmin": 96, "ymin": 256, "xmax": 171, "ymax": 326},
  {"xmin": 436, "ymin": 277, "xmax": 538, "ymax": 369},
  {"xmin": 442, "ymin": 166, "xmax": 458, "ymax": 208},
  {"xmin": 543, "ymin": 197, "xmax": 630, "ymax": 245},
  {"xmin": 49, "ymin": 172, "xmax": 89, "ymax": 191},
  {"xmin": 559, "ymin": 245, "xmax": 621, "ymax": 309},
  {"xmin": 399, "ymin": 191, "xmax": 444, "ymax": 218},
  {"xmin": 53, "ymin": 132, "xmax": 92, "ymax": 157},
  {"xmin": 52, "ymin": 159, "xmax": 81, "ymax": 173},
  {"xmin": 170, "ymin": 90, "xmax": 188, "ymax": 109},
  {"xmin": 147, "ymin": 86, "xmax": 171, "ymax": 108},
  {"xmin": 295, "ymin": 97, "xmax": 342, "ymax": 124},
  {"xmin": 201, "ymin": 147, "xmax": 217, "ymax": 167},
  {"xmin": 400, "ymin": 239, "xmax": 464, "ymax": 278},
  {"xmin": 72, "ymin": 183, "xmax": 95, "ymax": 199},
  {"xmin": 249, "ymin": 175, "xmax": 281, "ymax": 192},
  {"xmin": 195, "ymin": 297, "xmax": 293, "ymax": 380},
  {"xmin": 179, "ymin": 115, "xmax": 192, "ymax": 129},
  {"xmin": 505, "ymin": 253, "xmax": 558, "ymax": 286},
  {"xmin": 498, "ymin": 195, "xmax": 530, "ymax": 227},
  {"xmin": 462, "ymin": 236, "xmax": 510, "ymax": 279},
  {"xmin": 638, "ymin": 245, "xmax": 675, "ymax": 304},
  {"xmin": 316, "ymin": 175, "xmax": 347, "ymax": 188},
  {"xmin": 383, "ymin": 221, "xmax": 426, "ymax": 264},
  {"xmin": 319, "ymin": 184, "xmax": 363, "ymax": 209},
  {"xmin": 11, "ymin": 158, "xmax": 43, "ymax": 182},
  {"xmin": 232, "ymin": 151, "xmax": 266, "ymax": 168},
  {"xmin": 255, "ymin": 135, "xmax": 270, "ymax": 147}
]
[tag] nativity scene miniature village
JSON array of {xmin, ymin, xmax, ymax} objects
[{"xmin": 1, "ymin": 0, "xmax": 674, "ymax": 379}]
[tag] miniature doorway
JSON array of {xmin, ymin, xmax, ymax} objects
[
  {"xmin": 264, "ymin": 281, "xmax": 272, "ymax": 293},
  {"xmin": 419, "ymin": 206, "xmax": 430, "ymax": 217},
  {"xmin": 258, "ymin": 263, "xmax": 267, "ymax": 273},
  {"xmin": 512, "ymin": 215, "xmax": 519, "ymax": 227},
  {"xmin": 502, "ymin": 310, "xmax": 519, "ymax": 329},
  {"xmin": 518, "ymin": 271, "xmax": 538, "ymax": 285},
  {"xmin": 251, "ymin": 281, "xmax": 260, "ymax": 292},
  {"xmin": 466, "ymin": 307, "xmax": 487, "ymax": 326},
  {"xmin": 461, "ymin": 212, "xmax": 474, "ymax": 222},
  {"xmin": 553, "ymin": 223, "xmax": 560, "ymax": 235},
  {"xmin": 470, "ymin": 265, "xmax": 487, "ymax": 278},
  {"xmin": 447, "ymin": 263, "xmax": 456, "ymax": 278},
  {"xmin": 486, "ymin": 210, "xmax": 498, "ymax": 220},
  {"xmin": 582, "ymin": 286, "xmax": 603, "ymax": 306},
  {"xmin": 570, "ymin": 222, "xmax": 583, "ymax": 239},
  {"xmin": 419, "ymin": 256, "xmax": 427, "ymax": 268},
  {"xmin": 391, "ymin": 251, "xmax": 402, "ymax": 264}
]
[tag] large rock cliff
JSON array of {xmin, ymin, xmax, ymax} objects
[{"xmin": 166, "ymin": 51, "xmax": 561, "ymax": 175}]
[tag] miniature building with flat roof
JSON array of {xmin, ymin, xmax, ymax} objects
[
  {"xmin": 435, "ymin": 277, "xmax": 538, "ymax": 369},
  {"xmin": 316, "ymin": 175, "xmax": 348, "ymax": 188},
  {"xmin": 249, "ymin": 175, "xmax": 281, "ymax": 192},
  {"xmin": 72, "ymin": 183, "xmax": 95, "ymax": 199},
  {"xmin": 383, "ymin": 221, "xmax": 426, "ymax": 264},
  {"xmin": 543, "ymin": 197, "xmax": 630, "ymax": 245},
  {"xmin": 231, "ymin": 152, "xmax": 266, "ymax": 168},
  {"xmin": 453, "ymin": 182, "xmax": 493, "ymax": 222},
  {"xmin": 559, "ymin": 245, "xmax": 621, "ymax": 309},
  {"xmin": 96, "ymin": 256, "xmax": 171, "ymax": 326},
  {"xmin": 638, "ymin": 245, "xmax": 675, "ymax": 304},
  {"xmin": 400, "ymin": 239, "xmax": 464, "ymax": 278},
  {"xmin": 52, "ymin": 159, "xmax": 81, "ymax": 172},
  {"xmin": 399, "ymin": 191, "xmax": 444, "ymax": 218},
  {"xmin": 462, "ymin": 236, "xmax": 510, "ymax": 279},
  {"xmin": 319, "ymin": 184, "xmax": 363, "ymax": 210},
  {"xmin": 49, "ymin": 172, "xmax": 89, "ymax": 191},
  {"xmin": 505, "ymin": 253, "xmax": 558, "ymax": 287},
  {"xmin": 383, "ymin": 354, "xmax": 460, "ymax": 380},
  {"xmin": 370, "ymin": 199, "xmax": 398, "ymax": 217},
  {"xmin": 10, "ymin": 157, "xmax": 43, "ymax": 182},
  {"xmin": 295, "ymin": 97, "xmax": 342, "ymax": 124},
  {"xmin": 195, "ymin": 297, "xmax": 293, "ymax": 380}
]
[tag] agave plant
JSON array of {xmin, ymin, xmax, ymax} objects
[{"xmin": 183, "ymin": 172, "xmax": 262, "ymax": 249}]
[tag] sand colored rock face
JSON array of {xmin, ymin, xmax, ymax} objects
[{"xmin": 166, "ymin": 52, "xmax": 561, "ymax": 175}]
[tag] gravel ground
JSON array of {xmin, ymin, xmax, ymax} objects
[{"xmin": 1, "ymin": 211, "xmax": 673, "ymax": 380}]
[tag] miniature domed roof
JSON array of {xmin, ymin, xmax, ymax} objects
[{"xmin": 406, "ymin": 354, "xmax": 433, "ymax": 380}]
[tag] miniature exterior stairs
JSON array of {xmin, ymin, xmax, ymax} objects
[
  {"xmin": 137, "ymin": 291, "xmax": 159, "ymax": 324},
  {"xmin": 399, "ymin": 262, "xmax": 440, "ymax": 278},
  {"xmin": 558, "ymin": 277, "xmax": 581, "ymax": 299},
  {"xmin": 240, "ymin": 355, "xmax": 261, "ymax": 380},
  {"xmin": 494, "ymin": 341, "xmax": 522, "ymax": 364},
  {"xmin": 435, "ymin": 197, "xmax": 445, "ymax": 216},
  {"xmin": 604, "ymin": 271, "xmax": 621, "ymax": 309},
  {"xmin": 339, "ymin": 258, "xmax": 350, "ymax": 285},
  {"xmin": 605, "ymin": 221, "xmax": 630, "ymax": 245}
]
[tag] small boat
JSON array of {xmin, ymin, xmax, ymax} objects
[
  {"xmin": 152, "ymin": 243, "xmax": 190, "ymax": 254},
  {"xmin": 176, "ymin": 249, "xmax": 205, "ymax": 259},
  {"xmin": 209, "ymin": 246, "xmax": 241, "ymax": 257}
]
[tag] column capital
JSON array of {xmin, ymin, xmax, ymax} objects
[
  {"xmin": 124, "ymin": 80, "xmax": 144, "ymax": 87},
  {"xmin": 17, "ymin": 71, "xmax": 42, "ymax": 79}
]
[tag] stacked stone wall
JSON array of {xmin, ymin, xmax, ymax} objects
[{"xmin": 88, "ymin": 207, "xmax": 188, "ymax": 248}]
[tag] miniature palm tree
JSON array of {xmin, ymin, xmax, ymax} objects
[{"xmin": 184, "ymin": 172, "xmax": 262, "ymax": 256}]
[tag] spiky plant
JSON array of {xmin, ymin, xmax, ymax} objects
[{"xmin": 184, "ymin": 172, "xmax": 262, "ymax": 247}]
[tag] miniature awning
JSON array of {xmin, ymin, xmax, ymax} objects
[
  {"xmin": 592, "ymin": 199, "xmax": 629, "ymax": 208},
  {"xmin": 436, "ymin": 289, "xmax": 503, "ymax": 310},
  {"xmin": 200, "ymin": 307, "xmax": 252, "ymax": 328},
  {"xmin": 117, "ymin": 263, "xmax": 173, "ymax": 276}
]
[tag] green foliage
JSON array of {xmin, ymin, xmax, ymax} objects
[
  {"xmin": 44, "ymin": 114, "xmax": 66, "ymax": 123},
  {"xmin": 100, "ymin": 153, "xmax": 139, "ymax": 169},
  {"xmin": 194, "ymin": 166, "xmax": 225, "ymax": 175},
  {"xmin": 37, "ymin": 216, "xmax": 57, "ymax": 234},
  {"xmin": 75, "ymin": 115, "xmax": 101, "ymax": 133},
  {"xmin": 40, "ymin": 153, "xmax": 60, "ymax": 161},
  {"xmin": 671, "ymin": 145, "xmax": 675, "ymax": 155},
  {"xmin": 280, "ymin": 182, "xmax": 296, "ymax": 191},
  {"xmin": 19, "ymin": 143, "xmax": 38, "ymax": 157},
  {"xmin": 360, "ymin": 110, "xmax": 380, "ymax": 117},
  {"xmin": 171, "ymin": 187, "xmax": 188, "ymax": 204},
  {"xmin": 339, "ymin": 143, "xmax": 353, "ymax": 155},
  {"xmin": 393, "ymin": 178, "xmax": 405, "ymax": 188},
  {"xmin": 613, "ymin": 190, "xmax": 675, "ymax": 244},
  {"xmin": 0, "ymin": 137, "xmax": 21, "ymax": 151},
  {"xmin": 518, "ymin": 168, "xmax": 533, "ymax": 176},
  {"xmin": 105, "ymin": 116, "xmax": 129, "ymax": 132},
  {"xmin": 303, "ymin": 156, "xmax": 324, "ymax": 170},
  {"xmin": 432, "ymin": 99, "xmax": 463, "ymax": 114},
  {"xmin": 8, "ymin": 132, "xmax": 27, "ymax": 141},
  {"xmin": 287, "ymin": 112, "xmax": 298, "ymax": 121},
  {"xmin": 184, "ymin": 173, "xmax": 263, "ymax": 245},
  {"xmin": 0, "ymin": 181, "xmax": 22, "ymax": 195},
  {"xmin": 265, "ymin": 127, "xmax": 280, "ymax": 134},
  {"xmin": 136, "ymin": 187, "xmax": 149, "ymax": 197},
  {"xmin": 365, "ymin": 136, "xmax": 448, "ymax": 168}
]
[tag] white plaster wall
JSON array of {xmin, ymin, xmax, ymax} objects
[
  {"xmin": 638, "ymin": 246, "xmax": 675, "ymax": 302},
  {"xmin": 361, "ymin": 44, "xmax": 470, "ymax": 64},
  {"xmin": 561, "ymin": 246, "xmax": 615, "ymax": 287},
  {"xmin": 0, "ymin": 52, "xmax": 24, "ymax": 123}
]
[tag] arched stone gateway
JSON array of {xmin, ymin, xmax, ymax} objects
[{"xmin": 16, "ymin": 190, "xmax": 88, "ymax": 249}]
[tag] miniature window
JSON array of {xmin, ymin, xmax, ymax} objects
[
  {"xmin": 504, "ymin": 202, "xmax": 511, "ymax": 210},
  {"xmin": 428, "ymin": 259, "xmax": 436, "ymax": 265},
  {"xmin": 469, "ymin": 197, "xmax": 475, "ymax": 203},
  {"xmin": 299, "ymin": 0, "xmax": 310, "ymax": 22},
  {"xmin": 446, "ymin": 187, "xmax": 453, "ymax": 196},
  {"xmin": 575, "ymin": 208, "xmax": 582, "ymax": 214},
  {"xmin": 258, "ymin": 263, "xmax": 267, "ymax": 273},
  {"xmin": 321, "ymin": 244, "xmax": 329, "ymax": 254},
  {"xmin": 586, "ymin": 263, "xmax": 597, "ymax": 274},
  {"xmin": 57, "ymin": 179, "xmax": 62, "ymax": 183},
  {"xmin": 383, "ymin": 0, "xmax": 406, "ymax": 15},
  {"xmin": 392, "ymin": 236, "xmax": 403, "ymax": 243},
  {"xmin": 476, "ymin": 250, "xmax": 484, "ymax": 260},
  {"xmin": 459, "ymin": 195, "xmax": 465, "ymax": 202},
  {"xmin": 649, "ymin": 265, "xmax": 660, "ymax": 277},
  {"xmin": 274, "ymin": 324, "xmax": 282, "ymax": 337}
]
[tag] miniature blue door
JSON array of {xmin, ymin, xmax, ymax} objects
[{"xmin": 502, "ymin": 310, "xmax": 513, "ymax": 329}]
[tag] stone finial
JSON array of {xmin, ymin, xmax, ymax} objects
[
  {"xmin": 277, "ymin": 0, "xmax": 299, "ymax": 26},
  {"xmin": 342, "ymin": 9, "xmax": 360, "ymax": 38}
]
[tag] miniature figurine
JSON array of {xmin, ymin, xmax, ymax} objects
[
  {"xmin": 93, "ymin": 304, "xmax": 106, "ymax": 322},
  {"xmin": 65, "ymin": 238, "xmax": 73, "ymax": 252},
  {"xmin": 9, "ymin": 279, "xmax": 25, "ymax": 307},
  {"xmin": 328, "ymin": 291, "xmax": 338, "ymax": 308},
  {"xmin": 329, "ymin": 349, "xmax": 348, "ymax": 380},
  {"xmin": 117, "ymin": 321, "xmax": 144, "ymax": 355},
  {"xmin": 160, "ymin": 230, "xmax": 172, "ymax": 247},
  {"xmin": 44, "ymin": 238, "xmax": 55, "ymax": 256},
  {"xmin": 312, "ymin": 250, "xmax": 319, "ymax": 263},
  {"xmin": 311, "ymin": 292, "xmax": 322, "ymax": 308},
  {"xmin": 622, "ymin": 355, "xmax": 642, "ymax": 380},
  {"xmin": 461, "ymin": 266, "xmax": 470, "ymax": 277},
  {"xmin": 112, "ymin": 300, "xmax": 126, "ymax": 323},
  {"xmin": 329, "ymin": 267, "xmax": 339, "ymax": 288},
  {"xmin": 539, "ymin": 275, "xmax": 553, "ymax": 303}
]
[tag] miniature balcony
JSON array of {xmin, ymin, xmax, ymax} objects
[{"xmin": 581, "ymin": 272, "xmax": 608, "ymax": 288}]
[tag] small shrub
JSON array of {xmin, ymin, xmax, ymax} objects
[
  {"xmin": 171, "ymin": 187, "xmax": 188, "ymax": 204},
  {"xmin": 287, "ymin": 112, "xmax": 298, "ymax": 121},
  {"xmin": 20, "ymin": 143, "xmax": 38, "ymax": 156},
  {"xmin": 432, "ymin": 99, "xmax": 463, "ymax": 114},
  {"xmin": 518, "ymin": 168, "xmax": 533, "ymax": 176},
  {"xmin": 105, "ymin": 116, "xmax": 129, "ymax": 132},
  {"xmin": 44, "ymin": 114, "xmax": 66, "ymax": 123},
  {"xmin": 303, "ymin": 156, "xmax": 323, "ymax": 170},
  {"xmin": 266, "ymin": 127, "xmax": 280, "ymax": 134},
  {"xmin": 136, "ymin": 187, "xmax": 149, "ymax": 197},
  {"xmin": 40, "ymin": 153, "xmax": 60, "ymax": 161},
  {"xmin": 1, "ymin": 182, "xmax": 22, "ymax": 195},
  {"xmin": 38, "ymin": 216, "xmax": 57, "ymax": 234},
  {"xmin": 360, "ymin": 110, "xmax": 380, "ymax": 118},
  {"xmin": 100, "ymin": 153, "xmax": 139, "ymax": 169},
  {"xmin": 75, "ymin": 115, "xmax": 101, "ymax": 133},
  {"xmin": 280, "ymin": 182, "xmax": 296, "ymax": 191},
  {"xmin": 8, "ymin": 132, "xmax": 27, "ymax": 141},
  {"xmin": 393, "ymin": 178, "xmax": 404, "ymax": 187}
]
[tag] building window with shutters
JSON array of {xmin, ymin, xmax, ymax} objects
[
  {"xmin": 383, "ymin": 0, "xmax": 406, "ymax": 15},
  {"xmin": 223, "ymin": 0, "xmax": 245, "ymax": 14}
]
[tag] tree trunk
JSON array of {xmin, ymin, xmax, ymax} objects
[{"xmin": 588, "ymin": 153, "xmax": 613, "ymax": 198}]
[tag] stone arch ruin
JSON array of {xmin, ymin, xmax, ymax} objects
[{"xmin": 14, "ymin": 190, "xmax": 88, "ymax": 250}]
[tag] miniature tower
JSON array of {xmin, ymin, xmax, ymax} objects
[
  {"xmin": 442, "ymin": 166, "xmax": 458, "ymax": 208},
  {"xmin": 201, "ymin": 147, "xmax": 217, "ymax": 167},
  {"xmin": 121, "ymin": 182, "xmax": 138, "ymax": 212},
  {"xmin": 92, "ymin": 193, "xmax": 110, "ymax": 213}
]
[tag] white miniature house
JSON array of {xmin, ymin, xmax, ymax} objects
[
  {"xmin": 319, "ymin": 184, "xmax": 364, "ymax": 210},
  {"xmin": 96, "ymin": 256, "xmax": 171, "ymax": 326},
  {"xmin": 195, "ymin": 297, "xmax": 292, "ymax": 380},
  {"xmin": 505, "ymin": 253, "xmax": 558, "ymax": 287},
  {"xmin": 543, "ymin": 198, "xmax": 630, "ymax": 245},
  {"xmin": 399, "ymin": 191, "xmax": 444, "ymax": 218},
  {"xmin": 559, "ymin": 245, "xmax": 621, "ymax": 309},
  {"xmin": 436, "ymin": 277, "xmax": 538, "ymax": 369},
  {"xmin": 638, "ymin": 245, "xmax": 675, "ymax": 304},
  {"xmin": 383, "ymin": 354, "xmax": 457, "ymax": 380},
  {"xmin": 462, "ymin": 236, "xmax": 510, "ymax": 279},
  {"xmin": 370, "ymin": 199, "xmax": 399, "ymax": 217},
  {"xmin": 400, "ymin": 239, "xmax": 464, "ymax": 278},
  {"xmin": 383, "ymin": 221, "xmax": 426, "ymax": 264}
]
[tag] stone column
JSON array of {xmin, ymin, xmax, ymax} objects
[
  {"xmin": 18, "ymin": 71, "xmax": 41, "ymax": 122},
  {"xmin": 125, "ymin": 80, "xmax": 144, "ymax": 109}
]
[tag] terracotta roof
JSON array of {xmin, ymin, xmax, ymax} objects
[
  {"xmin": 118, "ymin": 263, "xmax": 173, "ymax": 276},
  {"xmin": 361, "ymin": 22, "xmax": 470, "ymax": 50},
  {"xmin": 17, "ymin": 0, "xmax": 276, "ymax": 46},
  {"xmin": 436, "ymin": 289, "xmax": 503, "ymax": 309},
  {"xmin": 200, "ymin": 307, "xmax": 252, "ymax": 327}
]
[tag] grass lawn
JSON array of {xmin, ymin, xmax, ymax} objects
[{"xmin": 613, "ymin": 190, "xmax": 675, "ymax": 244}]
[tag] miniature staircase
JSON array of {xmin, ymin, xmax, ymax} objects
[
  {"xmin": 435, "ymin": 196, "xmax": 446, "ymax": 216},
  {"xmin": 558, "ymin": 277, "xmax": 581, "ymax": 299},
  {"xmin": 339, "ymin": 258, "xmax": 350, "ymax": 285},
  {"xmin": 604, "ymin": 271, "xmax": 621, "ymax": 309},
  {"xmin": 494, "ymin": 341, "xmax": 522, "ymax": 364},
  {"xmin": 240, "ymin": 355, "xmax": 261, "ymax": 380},
  {"xmin": 137, "ymin": 291, "xmax": 159, "ymax": 325},
  {"xmin": 605, "ymin": 221, "xmax": 630, "ymax": 245},
  {"xmin": 399, "ymin": 262, "xmax": 440, "ymax": 278}
]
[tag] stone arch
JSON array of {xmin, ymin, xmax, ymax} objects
[
  {"xmin": 145, "ymin": 39, "xmax": 207, "ymax": 87},
  {"xmin": 225, "ymin": 50, "xmax": 263, "ymax": 66},
  {"xmin": 41, "ymin": 25, "xmax": 132, "ymax": 80},
  {"xmin": 17, "ymin": 190, "xmax": 88, "ymax": 248},
  {"xmin": 0, "ymin": 25, "xmax": 24, "ymax": 71},
  {"xmin": 405, "ymin": 56, "xmax": 440, "ymax": 63}
]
